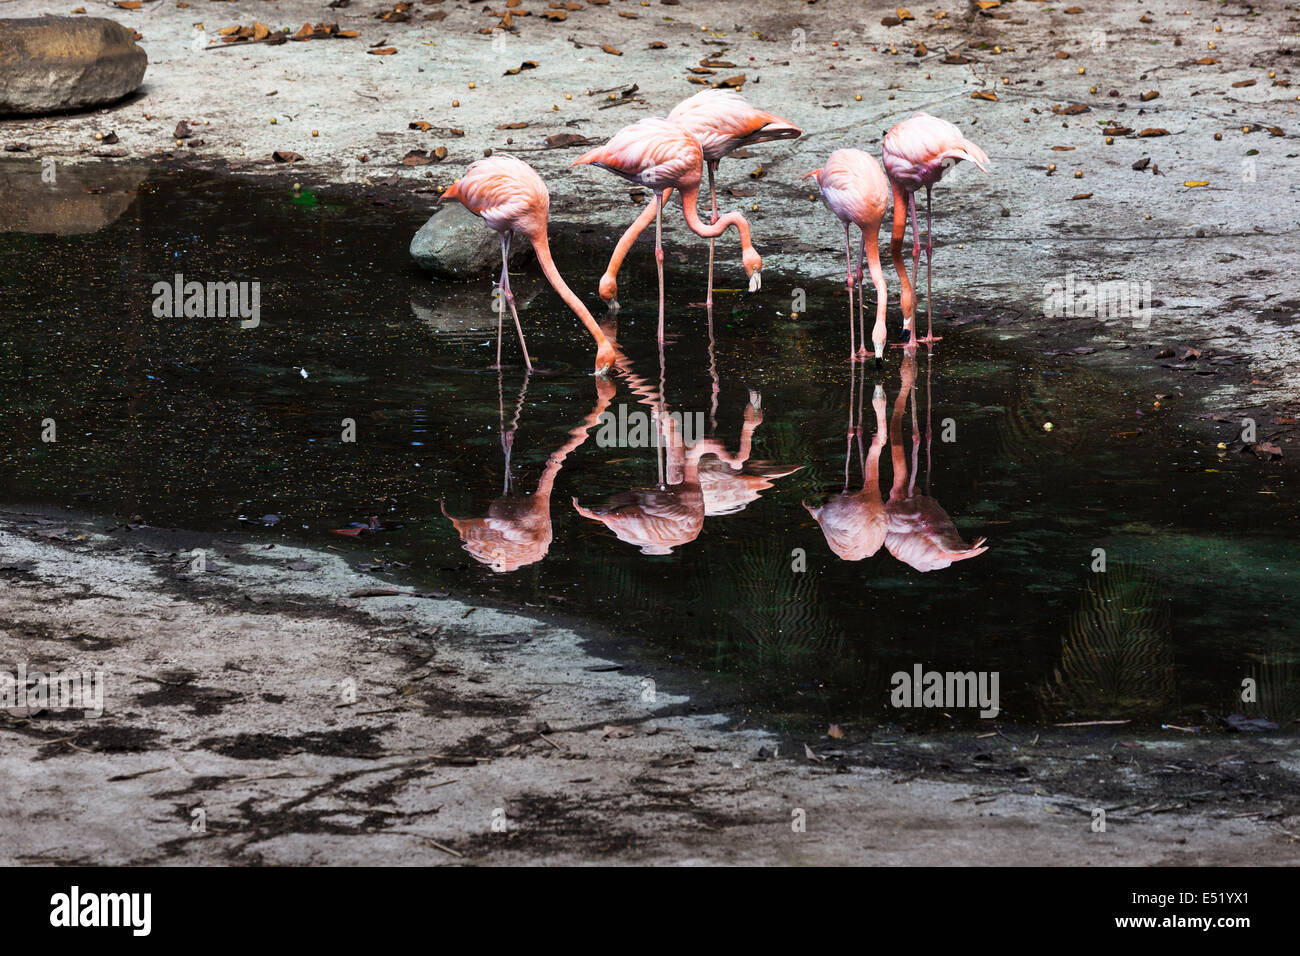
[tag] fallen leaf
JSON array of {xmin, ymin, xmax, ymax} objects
[
  {"xmin": 971, "ymin": 90, "xmax": 999, "ymax": 101},
  {"xmin": 602, "ymin": 44, "xmax": 622, "ymax": 56},
  {"xmin": 1183, "ymin": 180, "xmax": 1209, "ymax": 188},
  {"xmin": 1102, "ymin": 125, "xmax": 1133, "ymax": 136},
  {"xmin": 1231, "ymin": 79, "xmax": 1256, "ymax": 88},
  {"xmin": 1070, "ymin": 192, "xmax": 1093, "ymax": 200},
  {"xmin": 272, "ymin": 150, "xmax": 303, "ymax": 162},
  {"xmin": 402, "ymin": 150, "xmax": 432, "ymax": 165},
  {"xmin": 1137, "ymin": 128, "xmax": 1169, "ymax": 137},
  {"xmin": 367, "ymin": 47, "xmax": 397, "ymax": 55}
]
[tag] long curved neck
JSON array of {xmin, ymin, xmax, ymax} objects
[
  {"xmin": 530, "ymin": 231, "xmax": 612, "ymax": 352},
  {"xmin": 679, "ymin": 183, "xmax": 752, "ymax": 246},
  {"xmin": 535, "ymin": 385, "xmax": 614, "ymax": 499}
]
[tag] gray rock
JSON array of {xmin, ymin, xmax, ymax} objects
[
  {"xmin": 409, "ymin": 202, "xmax": 529, "ymax": 281},
  {"xmin": 0, "ymin": 17, "xmax": 148, "ymax": 116}
]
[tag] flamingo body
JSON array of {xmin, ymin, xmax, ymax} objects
[
  {"xmin": 667, "ymin": 88, "xmax": 802, "ymax": 161},
  {"xmin": 442, "ymin": 155, "xmax": 616, "ymax": 374},
  {"xmin": 806, "ymin": 149, "xmax": 891, "ymax": 361},
  {"xmin": 881, "ymin": 113, "xmax": 990, "ymax": 345},
  {"xmin": 597, "ymin": 92, "xmax": 799, "ymax": 308},
  {"xmin": 575, "ymin": 116, "xmax": 762, "ymax": 335}
]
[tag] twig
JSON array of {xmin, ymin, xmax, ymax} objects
[
  {"xmin": 1053, "ymin": 719, "xmax": 1130, "ymax": 727},
  {"xmin": 421, "ymin": 838, "xmax": 464, "ymax": 859}
]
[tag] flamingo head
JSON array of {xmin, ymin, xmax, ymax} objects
[
  {"xmin": 438, "ymin": 179, "xmax": 462, "ymax": 203},
  {"xmin": 742, "ymin": 247, "xmax": 763, "ymax": 292},
  {"xmin": 598, "ymin": 272, "xmax": 619, "ymax": 304},
  {"xmin": 594, "ymin": 342, "xmax": 618, "ymax": 378}
]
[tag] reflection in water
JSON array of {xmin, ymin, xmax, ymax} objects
[
  {"xmin": 808, "ymin": 347, "xmax": 988, "ymax": 571},
  {"xmin": 1038, "ymin": 563, "xmax": 1176, "ymax": 719},
  {"xmin": 574, "ymin": 326, "xmax": 800, "ymax": 556},
  {"xmin": 442, "ymin": 373, "xmax": 614, "ymax": 572},
  {"xmin": 805, "ymin": 360, "xmax": 888, "ymax": 561}
]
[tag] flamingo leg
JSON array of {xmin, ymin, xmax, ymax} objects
[
  {"xmin": 655, "ymin": 190, "xmax": 666, "ymax": 343},
  {"xmin": 706, "ymin": 160, "xmax": 717, "ymax": 310},
  {"xmin": 889, "ymin": 179, "xmax": 915, "ymax": 338},
  {"xmin": 500, "ymin": 233, "xmax": 532, "ymax": 372},
  {"xmin": 921, "ymin": 185, "xmax": 942, "ymax": 347},
  {"xmin": 843, "ymin": 221, "xmax": 856, "ymax": 363},
  {"xmin": 493, "ymin": 233, "xmax": 509, "ymax": 369},
  {"xmin": 856, "ymin": 231, "xmax": 868, "ymax": 360},
  {"xmin": 909, "ymin": 191, "xmax": 921, "ymax": 297}
]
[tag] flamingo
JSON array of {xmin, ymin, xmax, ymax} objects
[
  {"xmin": 804, "ymin": 149, "xmax": 891, "ymax": 363},
  {"xmin": 881, "ymin": 112, "xmax": 990, "ymax": 346},
  {"xmin": 572, "ymin": 117, "xmax": 763, "ymax": 343},
  {"xmin": 884, "ymin": 346, "xmax": 988, "ymax": 572},
  {"xmin": 596, "ymin": 89, "xmax": 801, "ymax": 311},
  {"xmin": 440, "ymin": 154, "xmax": 617, "ymax": 375}
]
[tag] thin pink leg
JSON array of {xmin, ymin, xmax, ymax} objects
[
  {"xmin": 920, "ymin": 186, "xmax": 942, "ymax": 347},
  {"xmin": 500, "ymin": 234, "xmax": 531, "ymax": 372},
  {"xmin": 655, "ymin": 191, "xmax": 666, "ymax": 344},
  {"xmin": 706, "ymin": 161, "xmax": 717, "ymax": 310},
  {"xmin": 843, "ymin": 222, "xmax": 857, "ymax": 363}
]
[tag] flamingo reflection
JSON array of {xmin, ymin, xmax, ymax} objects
[
  {"xmin": 574, "ymin": 345, "xmax": 798, "ymax": 555},
  {"xmin": 807, "ymin": 347, "xmax": 988, "ymax": 571},
  {"xmin": 885, "ymin": 348, "xmax": 988, "ymax": 571},
  {"xmin": 804, "ymin": 360, "xmax": 888, "ymax": 561},
  {"xmin": 441, "ymin": 371, "xmax": 614, "ymax": 572}
]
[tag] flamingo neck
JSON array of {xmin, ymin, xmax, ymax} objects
[
  {"xmin": 530, "ymin": 231, "xmax": 612, "ymax": 353},
  {"xmin": 679, "ymin": 183, "xmax": 750, "ymax": 247}
]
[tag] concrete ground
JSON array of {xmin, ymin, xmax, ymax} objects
[{"xmin": 2, "ymin": 0, "xmax": 1298, "ymax": 865}]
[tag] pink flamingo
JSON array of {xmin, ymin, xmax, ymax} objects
[
  {"xmin": 572, "ymin": 117, "xmax": 763, "ymax": 342},
  {"xmin": 596, "ymin": 90, "xmax": 801, "ymax": 310},
  {"xmin": 804, "ymin": 149, "xmax": 891, "ymax": 363},
  {"xmin": 441, "ymin": 154, "xmax": 617, "ymax": 375},
  {"xmin": 881, "ymin": 113, "xmax": 990, "ymax": 346}
]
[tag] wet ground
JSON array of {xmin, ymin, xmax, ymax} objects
[{"xmin": 1, "ymin": 164, "xmax": 1297, "ymax": 740}]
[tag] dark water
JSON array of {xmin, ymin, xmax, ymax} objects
[{"xmin": 2, "ymin": 165, "xmax": 1297, "ymax": 732}]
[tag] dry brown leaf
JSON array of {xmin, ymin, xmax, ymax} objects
[
  {"xmin": 1138, "ymin": 128, "xmax": 1169, "ymax": 137},
  {"xmin": 367, "ymin": 47, "xmax": 397, "ymax": 55},
  {"xmin": 971, "ymin": 90, "xmax": 998, "ymax": 101},
  {"xmin": 602, "ymin": 44, "xmax": 622, "ymax": 55}
]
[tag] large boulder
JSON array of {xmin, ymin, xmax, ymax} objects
[
  {"xmin": 0, "ymin": 17, "xmax": 147, "ymax": 116},
  {"xmin": 410, "ymin": 202, "xmax": 529, "ymax": 280}
]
